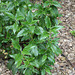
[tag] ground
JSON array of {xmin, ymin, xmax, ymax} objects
[{"xmin": 0, "ymin": 0, "xmax": 75, "ymax": 75}]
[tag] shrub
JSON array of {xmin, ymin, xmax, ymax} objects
[{"xmin": 0, "ymin": 0, "xmax": 63, "ymax": 75}]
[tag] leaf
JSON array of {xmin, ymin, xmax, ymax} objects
[
  {"xmin": 11, "ymin": 39, "xmax": 20, "ymax": 50},
  {"xmin": 48, "ymin": 55, "xmax": 55, "ymax": 64},
  {"xmin": 45, "ymin": 16, "xmax": 51, "ymax": 29},
  {"xmin": 6, "ymin": 25, "xmax": 13, "ymax": 30},
  {"xmin": 31, "ymin": 46, "xmax": 38, "ymax": 56},
  {"xmin": 42, "ymin": 55, "xmax": 47, "ymax": 62},
  {"xmin": 22, "ymin": 44, "xmax": 32, "ymax": 55},
  {"xmin": 35, "ymin": 26, "xmax": 44, "ymax": 35},
  {"xmin": 50, "ymin": 5, "xmax": 59, "ymax": 18},
  {"xmin": 39, "ymin": 31, "xmax": 49, "ymax": 41},
  {"xmin": 51, "ymin": 1, "xmax": 62, "ymax": 7},
  {"xmin": 5, "ymin": 12, "xmax": 15, "ymax": 19},
  {"xmin": 12, "ymin": 64, "xmax": 18, "ymax": 75},
  {"xmin": 51, "ymin": 44, "xmax": 62, "ymax": 56},
  {"xmin": 17, "ymin": 28, "xmax": 28, "ymax": 37},
  {"xmin": 41, "ymin": 69, "xmax": 45, "ymax": 75},
  {"xmin": 29, "ymin": 26, "xmax": 35, "ymax": 33},
  {"xmin": 30, "ymin": 60, "xmax": 39, "ymax": 68},
  {"xmin": 13, "ymin": 22, "xmax": 18, "ymax": 34},
  {"xmin": 26, "ymin": 11, "xmax": 33, "ymax": 23},
  {"xmin": 70, "ymin": 30, "xmax": 75, "ymax": 36},
  {"xmin": 24, "ymin": 69, "xmax": 32, "ymax": 75},
  {"xmin": 7, "ymin": 59, "xmax": 14, "ymax": 70},
  {"xmin": 16, "ymin": 8, "xmax": 25, "ymax": 20},
  {"xmin": 43, "ymin": 1, "xmax": 50, "ymax": 7},
  {"xmin": 45, "ymin": 68, "xmax": 52, "ymax": 75},
  {"xmin": 51, "ymin": 25, "xmax": 64, "ymax": 31}
]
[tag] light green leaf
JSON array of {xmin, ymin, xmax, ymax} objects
[
  {"xmin": 45, "ymin": 16, "xmax": 51, "ymax": 29},
  {"xmin": 17, "ymin": 28, "xmax": 28, "ymax": 37},
  {"xmin": 70, "ymin": 30, "xmax": 75, "ymax": 36},
  {"xmin": 31, "ymin": 46, "xmax": 38, "ymax": 56},
  {"xmin": 13, "ymin": 22, "xmax": 18, "ymax": 34},
  {"xmin": 42, "ymin": 55, "xmax": 47, "ymax": 62},
  {"xmin": 45, "ymin": 68, "xmax": 52, "ymax": 75},
  {"xmin": 41, "ymin": 69, "xmax": 45, "ymax": 75}
]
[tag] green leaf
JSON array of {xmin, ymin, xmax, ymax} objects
[
  {"xmin": 26, "ymin": 11, "xmax": 33, "ymax": 23},
  {"xmin": 16, "ymin": 8, "xmax": 25, "ymax": 20},
  {"xmin": 45, "ymin": 68, "xmax": 52, "ymax": 75},
  {"xmin": 51, "ymin": 1, "xmax": 62, "ymax": 7},
  {"xmin": 4, "ymin": 12, "xmax": 15, "ymax": 19},
  {"xmin": 43, "ymin": 1, "xmax": 50, "ymax": 7},
  {"xmin": 30, "ymin": 60, "xmax": 39, "ymax": 68},
  {"xmin": 11, "ymin": 39, "xmax": 20, "ymax": 50},
  {"xmin": 24, "ymin": 69, "xmax": 32, "ymax": 75},
  {"xmin": 12, "ymin": 64, "xmax": 18, "ymax": 75},
  {"xmin": 13, "ymin": 22, "xmax": 18, "ymax": 34},
  {"xmin": 6, "ymin": 25, "xmax": 13, "ymax": 30},
  {"xmin": 50, "ymin": 5, "xmax": 59, "ymax": 18},
  {"xmin": 31, "ymin": 46, "xmax": 38, "ymax": 56},
  {"xmin": 42, "ymin": 55, "xmax": 47, "ymax": 62},
  {"xmin": 51, "ymin": 25, "xmax": 64, "ymax": 31},
  {"xmin": 29, "ymin": 26, "xmax": 35, "ymax": 33},
  {"xmin": 39, "ymin": 31, "xmax": 49, "ymax": 41},
  {"xmin": 7, "ymin": 59, "xmax": 14, "ymax": 70},
  {"xmin": 48, "ymin": 55, "xmax": 55, "ymax": 64},
  {"xmin": 22, "ymin": 44, "xmax": 32, "ymax": 55},
  {"xmin": 51, "ymin": 44, "xmax": 62, "ymax": 56},
  {"xmin": 70, "ymin": 30, "xmax": 75, "ymax": 36},
  {"xmin": 45, "ymin": 16, "xmax": 51, "ymax": 29},
  {"xmin": 41, "ymin": 69, "xmax": 45, "ymax": 75},
  {"xmin": 35, "ymin": 26, "xmax": 44, "ymax": 35},
  {"xmin": 17, "ymin": 28, "xmax": 28, "ymax": 37}
]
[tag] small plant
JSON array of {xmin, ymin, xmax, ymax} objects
[
  {"xmin": 0, "ymin": 0, "xmax": 63, "ymax": 75},
  {"xmin": 70, "ymin": 30, "xmax": 75, "ymax": 37}
]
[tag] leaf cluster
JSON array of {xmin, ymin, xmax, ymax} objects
[{"xmin": 0, "ymin": 0, "xmax": 63, "ymax": 75}]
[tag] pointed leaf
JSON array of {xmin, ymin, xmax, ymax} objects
[
  {"xmin": 17, "ymin": 28, "xmax": 28, "ymax": 37},
  {"xmin": 45, "ymin": 16, "xmax": 51, "ymax": 29},
  {"xmin": 11, "ymin": 39, "xmax": 20, "ymax": 50},
  {"xmin": 26, "ymin": 11, "xmax": 33, "ymax": 23},
  {"xmin": 5, "ymin": 12, "xmax": 15, "ymax": 19}
]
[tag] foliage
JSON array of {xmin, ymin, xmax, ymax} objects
[
  {"xmin": 70, "ymin": 30, "xmax": 75, "ymax": 36},
  {"xmin": 0, "ymin": 0, "xmax": 63, "ymax": 75}
]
